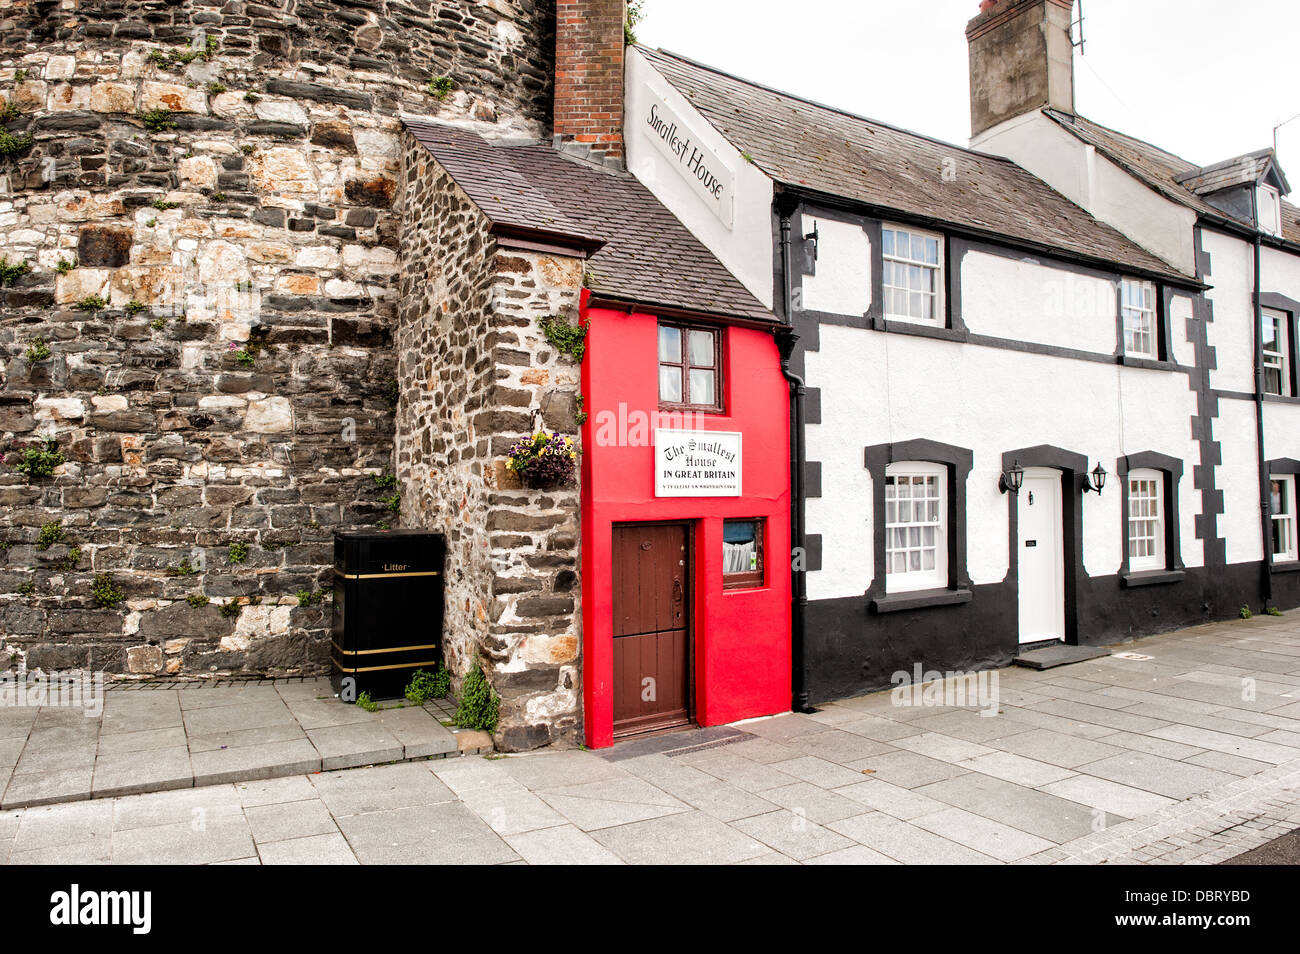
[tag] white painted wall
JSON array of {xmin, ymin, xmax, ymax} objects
[
  {"xmin": 1202, "ymin": 230, "xmax": 1256, "ymax": 395},
  {"xmin": 961, "ymin": 250, "xmax": 1116, "ymax": 353},
  {"xmin": 1216, "ymin": 398, "xmax": 1264, "ymax": 565},
  {"xmin": 973, "ymin": 111, "xmax": 1198, "ymax": 278},
  {"xmin": 624, "ymin": 48, "xmax": 776, "ymax": 309},
  {"xmin": 805, "ymin": 321, "xmax": 1203, "ymax": 602},
  {"xmin": 799, "ymin": 213, "xmax": 871, "ymax": 316}
]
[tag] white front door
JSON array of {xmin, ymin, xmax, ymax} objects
[{"xmin": 1017, "ymin": 468, "xmax": 1065, "ymax": 643}]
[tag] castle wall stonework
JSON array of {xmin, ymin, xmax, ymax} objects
[
  {"xmin": 396, "ymin": 131, "xmax": 583, "ymax": 750},
  {"xmin": 0, "ymin": 1, "xmax": 556, "ymax": 678}
]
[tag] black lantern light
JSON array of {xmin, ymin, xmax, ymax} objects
[
  {"xmin": 999, "ymin": 460, "xmax": 1024, "ymax": 494},
  {"xmin": 804, "ymin": 222, "xmax": 819, "ymax": 262},
  {"xmin": 1084, "ymin": 462, "xmax": 1107, "ymax": 494}
]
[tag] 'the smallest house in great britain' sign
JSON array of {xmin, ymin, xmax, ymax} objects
[{"xmin": 654, "ymin": 429, "xmax": 742, "ymax": 497}]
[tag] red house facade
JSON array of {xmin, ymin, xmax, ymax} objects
[{"xmin": 580, "ymin": 295, "xmax": 791, "ymax": 747}]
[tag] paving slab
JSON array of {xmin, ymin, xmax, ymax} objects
[
  {"xmin": 1078, "ymin": 752, "xmax": 1237, "ymax": 800},
  {"xmin": 503, "ymin": 823, "xmax": 626, "ymax": 865},
  {"xmin": 1040, "ymin": 774, "xmax": 1177, "ymax": 818},
  {"xmin": 731, "ymin": 808, "xmax": 857, "ymax": 860},
  {"xmin": 913, "ymin": 773, "xmax": 1109, "ymax": 843},
  {"xmin": 305, "ymin": 721, "xmax": 405, "ymax": 771},
  {"xmin": 828, "ymin": 811, "xmax": 998, "ymax": 864},
  {"xmin": 311, "ymin": 762, "xmax": 457, "ymax": 816},
  {"xmin": 910, "ymin": 807, "xmax": 1056, "ymax": 862},
  {"xmin": 92, "ymin": 746, "xmax": 194, "ymax": 799},
  {"xmin": 245, "ymin": 798, "xmax": 338, "ymax": 844},
  {"xmin": 257, "ymin": 832, "xmax": 359, "ymax": 865},
  {"xmin": 190, "ymin": 738, "xmax": 321, "ymax": 787},
  {"xmin": 590, "ymin": 810, "xmax": 771, "ymax": 865},
  {"xmin": 335, "ymin": 801, "xmax": 519, "ymax": 865}
]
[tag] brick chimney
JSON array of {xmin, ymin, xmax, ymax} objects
[
  {"xmin": 967, "ymin": 0, "xmax": 1075, "ymax": 139},
  {"xmin": 554, "ymin": 0, "xmax": 626, "ymax": 164}
]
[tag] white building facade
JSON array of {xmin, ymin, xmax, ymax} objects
[{"xmin": 622, "ymin": 1, "xmax": 1299, "ymax": 706}]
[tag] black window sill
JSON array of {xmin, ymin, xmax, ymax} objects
[
  {"xmin": 871, "ymin": 587, "xmax": 973, "ymax": 614},
  {"xmin": 1117, "ymin": 355, "xmax": 1178, "ymax": 372},
  {"xmin": 877, "ymin": 319, "xmax": 969, "ymax": 343},
  {"xmin": 1269, "ymin": 560, "xmax": 1300, "ymax": 574},
  {"xmin": 1262, "ymin": 393, "xmax": 1300, "ymax": 406},
  {"xmin": 1120, "ymin": 568, "xmax": 1186, "ymax": 588}
]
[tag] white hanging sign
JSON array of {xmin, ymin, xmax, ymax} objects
[{"xmin": 654, "ymin": 429, "xmax": 742, "ymax": 497}]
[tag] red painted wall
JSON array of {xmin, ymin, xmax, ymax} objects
[{"xmin": 579, "ymin": 302, "xmax": 792, "ymax": 748}]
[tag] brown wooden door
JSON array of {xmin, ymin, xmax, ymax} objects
[{"xmin": 612, "ymin": 523, "xmax": 691, "ymax": 736}]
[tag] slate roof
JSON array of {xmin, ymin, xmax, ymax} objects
[
  {"xmin": 404, "ymin": 120, "xmax": 773, "ymax": 323},
  {"xmin": 1042, "ymin": 110, "xmax": 1300, "ymax": 246},
  {"xmin": 1173, "ymin": 149, "xmax": 1288, "ymax": 197},
  {"xmin": 637, "ymin": 47, "xmax": 1191, "ymax": 282}
]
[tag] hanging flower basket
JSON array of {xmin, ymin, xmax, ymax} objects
[{"xmin": 505, "ymin": 430, "xmax": 579, "ymax": 489}]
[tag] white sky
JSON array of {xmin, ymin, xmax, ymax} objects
[{"xmin": 636, "ymin": 0, "xmax": 1300, "ymax": 175}]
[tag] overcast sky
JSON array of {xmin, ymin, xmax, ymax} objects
[{"xmin": 636, "ymin": 0, "xmax": 1300, "ymax": 174}]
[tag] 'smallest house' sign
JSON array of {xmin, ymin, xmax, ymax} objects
[
  {"xmin": 655, "ymin": 429, "xmax": 742, "ymax": 497},
  {"xmin": 643, "ymin": 98, "xmax": 735, "ymax": 228}
]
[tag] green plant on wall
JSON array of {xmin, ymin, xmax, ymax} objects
[
  {"xmin": 16, "ymin": 440, "xmax": 65, "ymax": 481},
  {"xmin": 24, "ymin": 337, "xmax": 51, "ymax": 363},
  {"xmin": 427, "ymin": 75, "xmax": 455, "ymax": 100},
  {"xmin": 228, "ymin": 542, "xmax": 249, "ymax": 564},
  {"xmin": 138, "ymin": 108, "xmax": 176, "ymax": 133},
  {"xmin": 35, "ymin": 520, "xmax": 64, "ymax": 551},
  {"xmin": 537, "ymin": 314, "xmax": 589, "ymax": 362},
  {"xmin": 454, "ymin": 663, "xmax": 500, "ymax": 733},
  {"xmin": 0, "ymin": 256, "xmax": 31, "ymax": 286},
  {"xmin": 91, "ymin": 573, "xmax": 124, "ymax": 608},
  {"xmin": 0, "ymin": 128, "xmax": 33, "ymax": 157}
]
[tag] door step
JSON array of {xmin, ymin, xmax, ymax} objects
[{"xmin": 1013, "ymin": 644, "xmax": 1111, "ymax": 670}]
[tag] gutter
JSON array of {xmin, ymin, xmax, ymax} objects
[
  {"xmin": 1249, "ymin": 198, "xmax": 1275, "ymax": 611},
  {"xmin": 777, "ymin": 198, "xmax": 812, "ymax": 714}
]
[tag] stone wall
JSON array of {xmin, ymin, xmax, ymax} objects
[
  {"xmin": 0, "ymin": 0, "xmax": 557, "ymax": 677},
  {"xmin": 396, "ymin": 131, "xmax": 583, "ymax": 750}
]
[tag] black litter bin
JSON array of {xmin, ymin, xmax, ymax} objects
[{"xmin": 331, "ymin": 529, "xmax": 445, "ymax": 700}]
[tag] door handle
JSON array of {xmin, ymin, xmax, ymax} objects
[{"xmin": 672, "ymin": 579, "xmax": 683, "ymax": 602}]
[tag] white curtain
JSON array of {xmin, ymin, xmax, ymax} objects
[{"xmin": 723, "ymin": 541, "xmax": 756, "ymax": 574}]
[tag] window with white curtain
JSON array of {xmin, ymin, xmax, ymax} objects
[
  {"xmin": 1262, "ymin": 308, "xmax": 1291, "ymax": 397},
  {"xmin": 1122, "ymin": 278, "xmax": 1157, "ymax": 359},
  {"xmin": 1272, "ymin": 475, "xmax": 1297, "ymax": 563},
  {"xmin": 1127, "ymin": 469, "xmax": 1164, "ymax": 570},
  {"xmin": 882, "ymin": 225, "xmax": 943, "ymax": 325},
  {"xmin": 884, "ymin": 462, "xmax": 947, "ymax": 592},
  {"xmin": 722, "ymin": 519, "xmax": 764, "ymax": 588}
]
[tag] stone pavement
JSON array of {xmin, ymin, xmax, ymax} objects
[
  {"xmin": 2, "ymin": 610, "xmax": 1299, "ymax": 864},
  {"xmin": 0, "ymin": 678, "xmax": 471, "ymax": 810}
]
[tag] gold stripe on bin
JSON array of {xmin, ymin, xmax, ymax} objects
[
  {"xmin": 330, "ymin": 641, "xmax": 441, "ymax": 657},
  {"xmin": 331, "ymin": 657, "xmax": 441, "ymax": 674},
  {"xmin": 337, "ymin": 570, "xmax": 442, "ymax": 580}
]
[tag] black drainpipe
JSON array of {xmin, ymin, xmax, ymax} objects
[
  {"xmin": 1250, "ymin": 203, "xmax": 1274, "ymax": 611},
  {"xmin": 777, "ymin": 198, "xmax": 811, "ymax": 713}
]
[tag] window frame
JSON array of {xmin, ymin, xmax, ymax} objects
[
  {"xmin": 657, "ymin": 321, "xmax": 723, "ymax": 413},
  {"xmin": 1121, "ymin": 277, "xmax": 1159, "ymax": 360},
  {"xmin": 1261, "ymin": 306, "xmax": 1292, "ymax": 397},
  {"xmin": 1258, "ymin": 184, "xmax": 1283, "ymax": 237},
  {"xmin": 1117, "ymin": 452, "xmax": 1185, "ymax": 586},
  {"xmin": 883, "ymin": 462, "xmax": 948, "ymax": 594},
  {"xmin": 880, "ymin": 223, "xmax": 945, "ymax": 327},
  {"xmin": 721, "ymin": 518, "xmax": 765, "ymax": 590},
  {"xmin": 1126, "ymin": 468, "xmax": 1165, "ymax": 571},
  {"xmin": 862, "ymin": 440, "xmax": 973, "ymax": 613},
  {"xmin": 1270, "ymin": 473, "xmax": 1298, "ymax": 564}
]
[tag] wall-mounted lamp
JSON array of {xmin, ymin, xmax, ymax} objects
[
  {"xmin": 1083, "ymin": 462, "xmax": 1107, "ymax": 494},
  {"xmin": 804, "ymin": 222, "xmax": 819, "ymax": 262},
  {"xmin": 999, "ymin": 460, "xmax": 1024, "ymax": 494}
]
